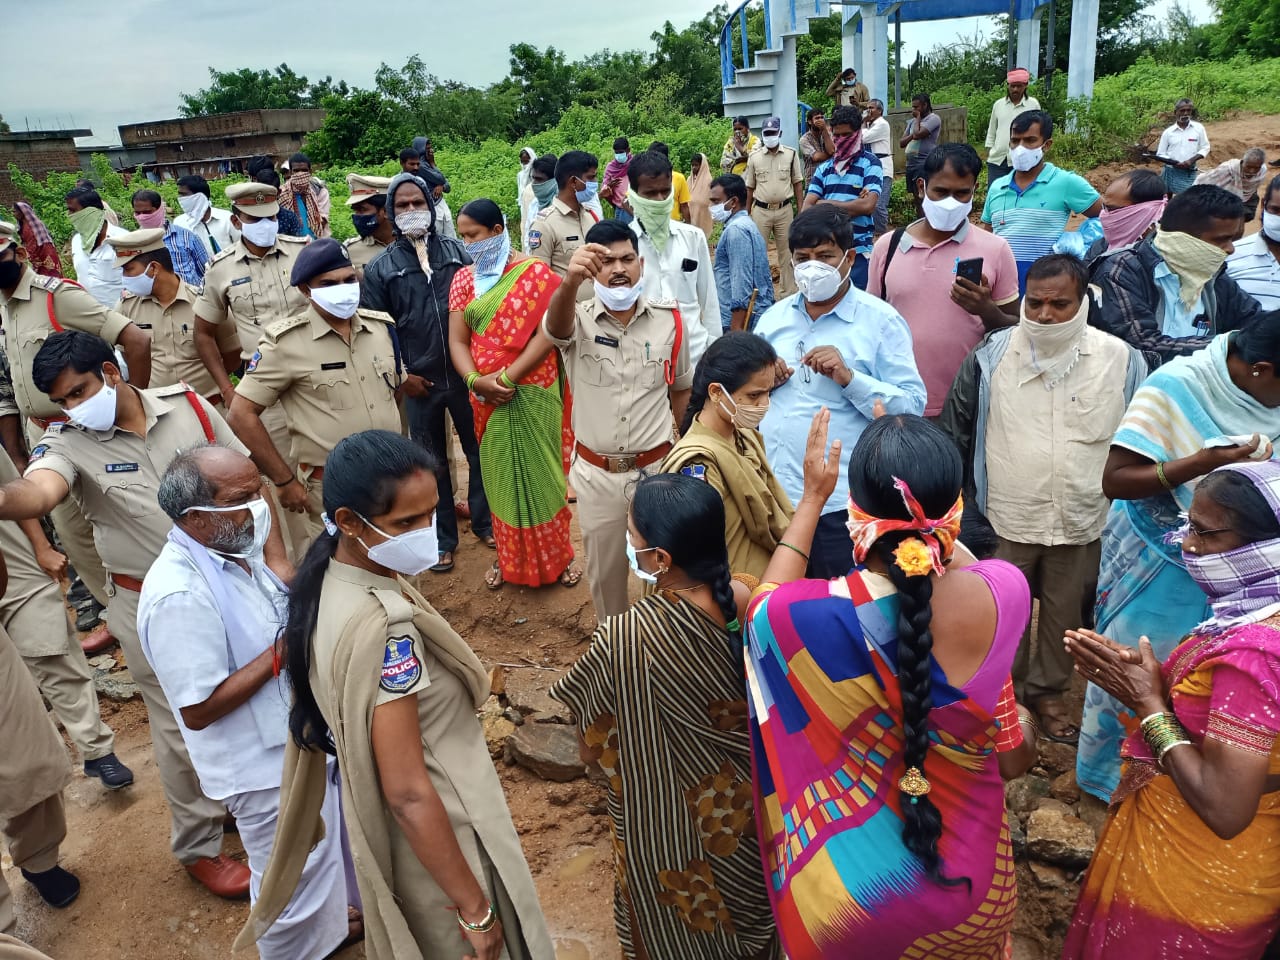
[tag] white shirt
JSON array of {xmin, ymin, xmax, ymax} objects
[
  {"xmin": 1156, "ymin": 120, "xmax": 1211, "ymax": 165},
  {"xmin": 1226, "ymin": 232, "xmax": 1280, "ymax": 312},
  {"xmin": 862, "ymin": 117, "xmax": 894, "ymax": 177},
  {"xmin": 629, "ymin": 219, "xmax": 721, "ymax": 364},
  {"xmin": 71, "ymin": 222, "xmax": 128, "ymax": 307},
  {"xmin": 174, "ymin": 206, "xmax": 239, "ymax": 259},
  {"xmin": 138, "ymin": 542, "xmax": 290, "ymax": 801}
]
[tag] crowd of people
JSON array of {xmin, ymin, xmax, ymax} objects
[{"xmin": 0, "ymin": 75, "xmax": 1279, "ymax": 960}]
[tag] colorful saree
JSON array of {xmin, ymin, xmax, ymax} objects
[
  {"xmin": 1078, "ymin": 334, "xmax": 1280, "ymax": 801},
  {"xmin": 744, "ymin": 560, "xmax": 1029, "ymax": 960},
  {"xmin": 449, "ymin": 258, "xmax": 573, "ymax": 587},
  {"xmin": 15, "ymin": 201, "xmax": 62, "ymax": 277},
  {"xmin": 549, "ymin": 592, "xmax": 780, "ymax": 960},
  {"xmin": 1064, "ymin": 615, "xmax": 1280, "ymax": 959}
]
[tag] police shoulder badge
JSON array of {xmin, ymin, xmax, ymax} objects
[
  {"xmin": 246, "ymin": 350, "xmax": 262, "ymax": 373},
  {"xmin": 380, "ymin": 635, "xmax": 423, "ymax": 693},
  {"xmin": 680, "ymin": 463, "xmax": 708, "ymax": 481},
  {"xmin": 28, "ymin": 444, "xmax": 49, "ymax": 461},
  {"xmin": 527, "ymin": 230, "xmax": 542, "ymax": 251}
]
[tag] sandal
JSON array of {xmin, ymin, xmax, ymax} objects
[
  {"xmin": 326, "ymin": 906, "xmax": 365, "ymax": 957},
  {"xmin": 477, "ymin": 532, "xmax": 497, "ymax": 549},
  {"xmin": 430, "ymin": 551, "xmax": 455, "ymax": 574},
  {"xmin": 559, "ymin": 563, "xmax": 583, "ymax": 588},
  {"xmin": 1032, "ymin": 696, "xmax": 1080, "ymax": 744},
  {"xmin": 485, "ymin": 562, "xmax": 504, "ymax": 590}
]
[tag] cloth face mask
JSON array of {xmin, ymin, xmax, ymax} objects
[
  {"xmin": 1100, "ymin": 198, "xmax": 1166, "ymax": 249},
  {"xmin": 178, "ymin": 192, "xmax": 210, "ymax": 222},
  {"xmin": 395, "ymin": 210, "xmax": 433, "ymax": 239},
  {"xmin": 352, "ymin": 213, "xmax": 381, "ymax": 238},
  {"xmin": 239, "ymin": 218, "xmax": 278, "ymax": 248},
  {"xmin": 135, "ymin": 208, "xmax": 167, "ymax": 229},
  {"xmin": 716, "ymin": 385, "xmax": 769, "ymax": 430},
  {"xmin": 532, "ymin": 179, "xmax": 558, "ymax": 206},
  {"xmin": 594, "ymin": 279, "xmax": 643, "ymax": 312},
  {"xmin": 67, "ymin": 374, "xmax": 117, "ymax": 432},
  {"xmin": 183, "ymin": 497, "xmax": 272, "ymax": 558},
  {"xmin": 309, "ymin": 282, "xmax": 361, "ymax": 320},
  {"xmin": 121, "ymin": 266, "xmax": 156, "ymax": 299},
  {"xmin": 710, "ymin": 202, "xmax": 731, "ymax": 224}
]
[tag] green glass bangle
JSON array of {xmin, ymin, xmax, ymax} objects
[{"xmin": 465, "ymin": 372, "xmax": 481, "ymax": 390}]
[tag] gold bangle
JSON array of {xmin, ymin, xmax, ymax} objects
[
  {"xmin": 1155, "ymin": 460, "xmax": 1174, "ymax": 491},
  {"xmin": 457, "ymin": 903, "xmax": 497, "ymax": 934}
]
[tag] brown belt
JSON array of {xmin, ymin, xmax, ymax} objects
[
  {"xmin": 111, "ymin": 573, "xmax": 144, "ymax": 593},
  {"xmin": 29, "ymin": 414, "xmax": 69, "ymax": 430},
  {"xmin": 574, "ymin": 441, "xmax": 671, "ymax": 475},
  {"xmin": 753, "ymin": 199, "xmax": 790, "ymax": 211}
]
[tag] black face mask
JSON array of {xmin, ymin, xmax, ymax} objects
[
  {"xmin": 352, "ymin": 213, "xmax": 381, "ymax": 238},
  {"xmin": 0, "ymin": 258, "xmax": 22, "ymax": 288}
]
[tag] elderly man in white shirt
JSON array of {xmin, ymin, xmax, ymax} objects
[
  {"xmin": 1226, "ymin": 175, "xmax": 1280, "ymax": 311},
  {"xmin": 174, "ymin": 175, "xmax": 240, "ymax": 258},
  {"xmin": 139, "ymin": 445, "xmax": 354, "ymax": 960},
  {"xmin": 65, "ymin": 187, "xmax": 127, "ymax": 307},
  {"xmin": 1155, "ymin": 98, "xmax": 1211, "ymax": 196},
  {"xmin": 625, "ymin": 150, "xmax": 721, "ymax": 364}
]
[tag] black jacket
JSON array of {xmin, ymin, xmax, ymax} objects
[{"xmin": 360, "ymin": 234, "xmax": 469, "ymax": 388}]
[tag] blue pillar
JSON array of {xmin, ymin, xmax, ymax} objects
[{"xmin": 855, "ymin": 3, "xmax": 893, "ymax": 104}]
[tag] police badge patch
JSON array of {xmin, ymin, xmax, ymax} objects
[
  {"xmin": 246, "ymin": 350, "xmax": 262, "ymax": 373},
  {"xmin": 380, "ymin": 636, "xmax": 423, "ymax": 693},
  {"xmin": 680, "ymin": 464, "xmax": 707, "ymax": 481}
]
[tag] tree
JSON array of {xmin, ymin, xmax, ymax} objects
[
  {"xmin": 178, "ymin": 64, "xmax": 337, "ymax": 117},
  {"xmin": 508, "ymin": 44, "xmax": 577, "ymax": 135},
  {"xmin": 305, "ymin": 89, "xmax": 406, "ymax": 166},
  {"xmin": 574, "ymin": 50, "xmax": 652, "ymax": 108},
  {"xmin": 649, "ymin": 6, "xmax": 726, "ymax": 119},
  {"xmin": 0, "ymin": 114, "xmax": 9, "ymax": 135},
  {"xmin": 1208, "ymin": 0, "xmax": 1280, "ymax": 59}
]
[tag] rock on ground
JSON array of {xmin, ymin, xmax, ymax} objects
[
  {"xmin": 1026, "ymin": 804, "xmax": 1096, "ymax": 868},
  {"xmin": 505, "ymin": 724, "xmax": 586, "ymax": 782}
]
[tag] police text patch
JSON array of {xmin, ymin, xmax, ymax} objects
[
  {"xmin": 106, "ymin": 463, "xmax": 140, "ymax": 473},
  {"xmin": 380, "ymin": 636, "xmax": 424, "ymax": 693}
]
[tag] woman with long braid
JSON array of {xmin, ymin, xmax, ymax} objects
[
  {"xmin": 551, "ymin": 472, "xmax": 780, "ymax": 960},
  {"xmin": 744, "ymin": 412, "xmax": 1037, "ymax": 960}
]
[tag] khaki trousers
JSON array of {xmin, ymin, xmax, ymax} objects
[
  {"xmin": 106, "ymin": 583, "xmax": 224, "ymax": 863},
  {"xmin": 259, "ymin": 404, "xmax": 313, "ymax": 562},
  {"xmin": 0, "ymin": 794, "xmax": 65, "ymax": 936},
  {"xmin": 995, "ymin": 537, "xmax": 1102, "ymax": 701},
  {"xmin": 569, "ymin": 458, "xmax": 635, "ymax": 621},
  {"xmin": 22, "ymin": 649, "xmax": 114, "ymax": 763},
  {"xmin": 750, "ymin": 202, "xmax": 795, "ymax": 295}
]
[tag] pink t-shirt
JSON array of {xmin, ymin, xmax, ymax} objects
[{"xmin": 867, "ymin": 222, "xmax": 1019, "ymax": 416}]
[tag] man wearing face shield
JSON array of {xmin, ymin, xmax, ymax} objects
[
  {"xmin": 0, "ymin": 329, "xmax": 264, "ymax": 900},
  {"xmin": 229, "ymin": 239, "xmax": 408, "ymax": 540},
  {"xmin": 138, "ymin": 445, "xmax": 356, "ymax": 960},
  {"xmin": 361, "ymin": 174, "xmax": 493, "ymax": 573}
]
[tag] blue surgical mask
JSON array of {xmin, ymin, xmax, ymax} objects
[
  {"xmin": 614, "ymin": 152, "xmax": 628, "ymax": 164},
  {"xmin": 625, "ymin": 531, "xmax": 660, "ymax": 584},
  {"xmin": 575, "ymin": 179, "xmax": 599, "ymax": 204}
]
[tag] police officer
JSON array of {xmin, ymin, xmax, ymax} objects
[
  {"xmin": 530, "ymin": 150, "xmax": 601, "ymax": 300},
  {"xmin": 0, "ymin": 220, "xmax": 152, "ymax": 634},
  {"xmin": 229, "ymin": 239, "xmax": 405, "ymax": 539},
  {"xmin": 543, "ymin": 220, "xmax": 692, "ymax": 619},
  {"xmin": 343, "ymin": 174, "xmax": 393, "ymax": 279},
  {"xmin": 0, "ymin": 330, "xmax": 261, "ymax": 900},
  {"xmin": 109, "ymin": 228, "xmax": 241, "ymax": 401}
]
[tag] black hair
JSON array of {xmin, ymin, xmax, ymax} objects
[
  {"xmin": 1025, "ymin": 253, "xmax": 1088, "ymax": 300},
  {"xmin": 680, "ymin": 331, "xmax": 776, "ymax": 433},
  {"xmin": 285, "ymin": 430, "xmax": 439, "ymax": 753},
  {"xmin": 1010, "ymin": 109, "xmax": 1052, "ymax": 139},
  {"xmin": 1123, "ymin": 169, "xmax": 1166, "ymax": 204},
  {"xmin": 254, "ymin": 168, "xmax": 282, "ymax": 188},
  {"xmin": 789, "ymin": 204, "xmax": 854, "ymax": 252},
  {"xmin": 176, "ymin": 175, "xmax": 210, "ymax": 198},
  {"xmin": 923, "ymin": 143, "xmax": 982, "ymax": 183},
  {"xmin": 132, "ymin": 248, "xmax": 174, "ymax": 275},
  {"xmin": 911, "ymin": 92, "xmax": 934, "ymax": 115},
  {"xmin": 711, "ymin": 173, "xmax": 748, "ymax": 207},
  {"xmin": 1162, "ymin": 184, "xmax": 1246, "ymax": 233},
  {"xmin": 613, "ymin": 136, "xmax": 630, "ymax": 153},
  {"xmin": 399, "ymin": 147, "xmax": 419, "ymax": 163},
  {"xmin": 554, "ymin": 150, "xmax": 598, "ymax": 189},
  {"xmin": 458, "ymin": 198, "xmax": 504, "ymax": 230},
  {"xmin": 65, "ymin": 187, "xmax": 103, "ymax": 210},
  {"xmin": 1265, "ymin": 174, "xmax": 1280, "ymax": 207},
  {"xmin": 830, "ymin": 105, "xmax": 862, "ymax": 130},
  {"xmin": 631, "ymin": 474, "xmax": 739, "ymax": 643},
  {"xmin": 131, "ymin": 189, "xmax": 164, "ymax": 210},
  {"xmin": 847, "ymin": 415, "xmax": 966, "ymax": 886},
  {"xmin": 1198, "ymin": 469, "xmax": 1280, "ymax": 542},
  {"xmin": 959, "ymin": 503, "xmax": 999, "ymax": 560},
  {"xmin": 733, "ymin": 116, "xmax": 750, "ymax": 129},
  {"xmin": 531, "ymin": 154, "xmax": 557, "ymax": 180},
  {"xmin": 627, "ymin": 150, "xmax": 673, "ymax": 189},
  {"xmin": 75, "ymin": 178, "xmax": 96, "ymax": 190},
  {"xmin": 647, "ymin": 141, "xmax": 669, "ymax": 157},
  {"xmin": 32, "ymin": 331, "xmax": 115, "ymax": 394},
  {"xmin": 245, "ymin": 156, "xmax": 274, "ymax": 177},
  {"xmin": 1233, "ymin": 310, "xmax": 1280, "ymax": 367},
  {"xmin": 289, "ymin": 152, "xmax": 311, "ymax": 168},
  {"xmin": 585, "ymin": 219, "xmax": 638, "ymax": 252}
]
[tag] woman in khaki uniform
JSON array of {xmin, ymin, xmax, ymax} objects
[{"xmin": 240, "ymin": 429, "xmax": 551, "ymax": 960}]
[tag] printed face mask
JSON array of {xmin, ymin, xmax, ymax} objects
[
  {"xmin": 396, "ymin": 210, "xmax": 433, "ymax": 238},
  {"xmin": 357, "ymin": 512, "xmax": 440, "ymax": 575},
  {"xmin": 625, "ymin": 531, "xmax": 659, "ymax": 584},
  {"xmin": 66, "ymin": 373, "xmax": 117, "ymax": 432},
  {"xmin": 352, "ymin": 212, "xmax": 381, "ymax": 238}
]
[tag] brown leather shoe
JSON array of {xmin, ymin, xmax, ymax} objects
[
  {"xmin": 80, "ymin": 624, "xmax": 116, "ymax": 655},
  {"xmin": 185, "ymin": 855, "xmax": 250, "ymax": 900}
]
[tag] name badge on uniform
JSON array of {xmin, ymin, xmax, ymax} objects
[
  {"xmin": 566, "ymin": 236, "xmax": 580, "ymax": 242},
  {"xmin": 230, "ymin": 276, "xmax": 252, "ymax": 287},
  {"xmin": 594, "ymin": 335, "xmax": 620, "ymax": 348},
  {"xmin": 381, "ymin": 636, "xmax": 424, "ymax": 693},
  {"xmin": 321, "ymin": 361, "xmax": 347, "ymax": 371},
  {"xmin": 105, "ymin": 463, "xmax": 140, "ymax": 473}
]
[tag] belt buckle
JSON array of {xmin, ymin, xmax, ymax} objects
[{"xmin": 608, "ymin": 454, "xmax": 637, "ymax": 474}]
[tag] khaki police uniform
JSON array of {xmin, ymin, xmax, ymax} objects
[
  {"xmin": 0, "ymin": 266, "xmax": 131, "ymax": 609},
  {"xmin": 0, "ymin": 452, "xmax": 115, "ymax": 764},
  {"xmin": 25, "ymin": 385, "xmax": 248, "ymax": 864},
  {"xmin": 543, "ymin": 294, "xmax": 692, "ymax": 619},
  {"xmin": 343, "ymin": 236, "xmax": 390, "ymax": 278},
  {"xmin": 235, "ymin": 306, "xmax": 404, "ymax": 536},
  {"xmin": 118, "ymin": 283, "xmax": 240, "ymax": 398},
  {"xmin": 744, "ymin": 143, "xmax": 805, "ymax": 294},
  {"xmin": 529, "ymin": 198, "xmax": 599, "ymax": 300},
  {"xmin": 343, "ymin": 174, "xmax": 394, "ymax": 280}
]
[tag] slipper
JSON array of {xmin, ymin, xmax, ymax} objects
[
  {"xmin": 1031, "ymin": 696, "xmax": 1080, "ymax": 744},
  {"xmin": 430, "ymin": 551, "xmax": 455, "ymax": 574},
  {"xmin": 559, "ymin": 563, "xmax": 583, "ymax": 588},
  {"xmin": 477, "ymin": 532, "xmax": 497, "ymax": 549},
  {"xmin": 485, "ymin": 562, "xmax": 504, "ymax": 590}
]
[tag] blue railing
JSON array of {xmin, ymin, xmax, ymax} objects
[{"xmin": 720, "ymin": 0, "xmax": 826, "ymax": 89}]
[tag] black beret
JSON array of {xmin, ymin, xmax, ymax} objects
[{"xmin": 290, "ymin": 238, "xmax": 352, "ymax": 286}]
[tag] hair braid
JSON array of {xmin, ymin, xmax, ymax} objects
[
  {"xmin": 284, "ymin": 530, "xmax": 340, "ymax": 754},
  {"xmin": 708, "ymin": 561, "xmax": 742, "ymax": 651}
]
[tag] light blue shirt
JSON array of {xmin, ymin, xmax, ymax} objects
[
  {"xmin": 1153, "ymin": 259, "xmax": 1207, "ymax": 339},
  {"xmin": 755, "ymin": 283, "xmax": 926, "ymax": 515},
  {"xmin": 713, "ymin": 210, "xmax": 774, "ymax": 329}
]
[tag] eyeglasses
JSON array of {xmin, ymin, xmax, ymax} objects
[
  {"xmin": 795, "ymin": 340, "xmax": 811, "ymax": 384},
  {"xmin": 1177, "ymin": 512, "xmax": 1233, "ymax": 539}
]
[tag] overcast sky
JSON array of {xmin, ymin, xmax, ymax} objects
[{"xmin": 6, "ymin": 0, "xmax": 1212, "ymax": 146}]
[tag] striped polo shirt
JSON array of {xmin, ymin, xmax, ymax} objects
[
  {"xmin": 981, "ymin": 162, "xmax": 1099, "ymax": 291},
  {"xmin": 807, "ymin": 150, "xmax": 884, "ymax": 256}
]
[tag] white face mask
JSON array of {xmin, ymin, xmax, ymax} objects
[
  {"xmin": 239, "ymin": 218, "xmax": 278, "ymax": 248},
  {"xmin": 121, "ymin": 265, "xmax": 156, "ymax": 299},
  {"xmin": 1262, "ymin": 211, "xmax": 1280, "ymax": 244},
  {"xmin": 794, "ymin": 257, "xmax": 850, "ymax": 303},
  {"xmin": 594, "ymin": 279, "xmax": 643, "ymax": 312},
  {"xmin": 396, "ymin": 210, "xmax": 433, "ymax": 238},
  {"xmin": 178, "ymin": 192, "xmax": 210, "ymax": 221},
  {"xmin": 183, "ymin": 497, "xmax": 272, "ymax": 558},
  {"xmin": 710, "ymin": 202, "xmax": 732, "ymax": 224},
  {"xmin": 921, "ymin": 195, "xmax": 973, "ymax": 232},
  {"xmin": 762, "ymin": 134, "xmax": 782, "ymax": 149},
  {"xmin": 357, "ymin": 512, "xmax": 440, "ymax": 575},
  {"xmin": 66, "ymin": 373, "xmax": 118, "ymax": 432},
  {"xmin": 308, "ymin": 282, "xmax": 361, "ymax": 320},
  {"xmin": 625, "ymin": 531, "xmax": 660, "ymax": 584},
  {"xmin": 1009, "ymin": 144, "xmax": 1044, "ymax": 172}
]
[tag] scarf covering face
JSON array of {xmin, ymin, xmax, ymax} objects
[
  {"xmin": 629, "ymin": 188, "xmax": 674, "ymax": 253},
  {"xmin": 1017, "ymin": 290, "xmax": 1090, "ymax": 390},
  {"xmin": 70, "ymin": 206, "xmax": 107, "ymax": 250},
  {"xmin": 1099, "ymin": 198, "xmax": 1166, "ymax": 249},
  {"xmin": 1152, "ymin": 225, "xmax": 1228, "ymax": 308},
  {"xmin": 832, "ymin": 130, "xmax": 863, "ymax": 175},
  {"xmin": 279, "ymin": 170, "xmax": 324, "ymax": 237},
  {"xmin": 846, "ymin": 477, "xmax": 964, "ymax": 578},
  {"xmin": 388, "ymin": 173, "xmax": 437, "ymax": 278},
  {"xmin": 466, "ymin": 231, "xmax": 512, "ymax": 296},
  {"xmin": 16, "ymin": 201, "xmax": 61, "ymax": 277}
]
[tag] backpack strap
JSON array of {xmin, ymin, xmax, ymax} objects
[
  {"xmin": 879, "ymin": 227, "xmax": 906, "ymax": 303},
  {"xmin": 665, "ymin": 308, "xmax": 685, "ymax": 386},
  {"xmin": 179, "ymin": 382, "xmax": 216, "ymax": 442}
]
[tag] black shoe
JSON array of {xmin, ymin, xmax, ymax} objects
[
  {"xmin": 84, "ymin": 752, "xmax": 134, "ymax": 790},
  {"xmin": 22, "ymin": 866, "xmax": 80, "ymax": 908},
  {"xmin": 75, "ymin": 600, "xmax": 105, "ymax": 632}
]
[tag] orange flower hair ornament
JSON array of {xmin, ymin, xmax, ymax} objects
[{"xmin": 846, "ymin": 477, "xmax": 963, "ymax": 577}]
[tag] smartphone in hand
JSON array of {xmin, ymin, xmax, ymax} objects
[{"xmin": 955, "ymin": 257, "xmax": 984, "ymax": 286}]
